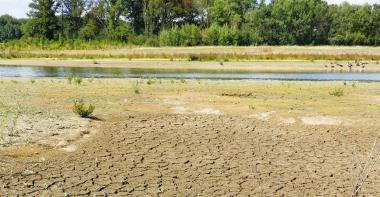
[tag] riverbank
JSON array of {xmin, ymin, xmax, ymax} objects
[
  {"xmin": 1, "ymin": 59, "xmax": 380, "ymax": 73},
  {"xmin": 1, "ymin": 46, "xmax": 380, "ymax": 61},
  {"xmin": 1, "ymin": 78, "xmax": 380, "ymax": 195}
]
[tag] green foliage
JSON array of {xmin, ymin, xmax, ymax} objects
[
  {"xmin": 1, "ymin": 0, "xmax": 379, "ymax": 46},
  {"xmin": 0, "ymin": 15, "xmax": 22, "ymax": 42},
  {"xmin": 26, "ymin": 0, "xmax": 58, "ymax": 39},
  {"xmin": 329, "ymin": 88, "xmax": 344, "ymax": 97},
  {"xmin": 72, "ymin": 99, "xmax": 95, "ymax": 118},
  {"xmin": 146, "ymin": 78, "xmax": 155, "ymax": 85},
  {"xmin": 133, "ymin": 81, "xmax": 140, "ymax": 94},
  {"xmin": 68, "ymin": 75, "xmax": 82, "ymax": 85},
  {"xmin": 0, "ymin": 103, "xmax": 22, "ymax": 143},
  {"xmin": 159, "ymin": 24, "xmax": 200, "ymax": 46}
]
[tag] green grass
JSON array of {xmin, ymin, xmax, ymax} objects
[{"xmin": 329, "ymin": 88, "xmax": 345, "ymax": 97}]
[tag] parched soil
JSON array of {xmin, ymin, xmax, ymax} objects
[{"xmin": 1, "ymin": 113, "xmax": 379, "ymax": 196}]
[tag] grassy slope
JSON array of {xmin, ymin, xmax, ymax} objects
[{"xmin": 1, "ymin": 46, "xmax": 380, "ymax": 61}]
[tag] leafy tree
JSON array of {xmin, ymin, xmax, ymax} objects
[
  {"xmin": 0, "ymin": 15, "xmax": 22, "ymax": 42},
  {"xmin": 60, "ymin": 0, "xmax": 89, "ymax": 38},
  {"xmin": 27, "ymin": 0, "xmax": 59, "ymax": 39}
]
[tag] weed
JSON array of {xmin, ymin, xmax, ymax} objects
[
  {"xmin": 0, "ymin": 103, "xmax": 22, "ymax": 142},
  {"xmin": 67, "ymin": 75, "xmax": 73, "ymax": 84},
  {"xmin": 73, "ymin": 76, "xmax": 82, "ymax": 85},
  {"xmin": 133, "ymin": 81, "xmax": 140, "ymax": 94},
  {"xmin": 72, "ymin": 99, "xmax": 95, "ymax": 118},
  {"xmin": 179, "ymin": 78, "xmax": 186, "ymax": 84},
  {"xmin": 146, "ymin": 78, "xmax": 155, "ymax": 85},
  {"xmin": 11, "ymin": 80, "xmax": 18, "ymax": 84},
  {"xmin": 249, "ymin": 105, "xmax": 255, "ymax": 110},
  {"xmin": 352, "ymin": 82, "xmax": 357, "ymax": 88},
  {"xmin": 30, "ymin": 79, "xmax": 36, "ymax": 84},
  {"xmin": 352, "ymin": 138, "xmax": 380, "ymax": 197},
  {"xmin": 67, "ymin": 75, "xmax": 82, "ymax": 85},
  {"xmin": 329, "ymin": 88, "xmax": 344, "ymax": 97},
  {"xmin": 188, "ymin": 54, "xmax": 200, "ymax": 61}
]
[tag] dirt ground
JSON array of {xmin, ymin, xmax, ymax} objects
[{"xmin": 1, "ymin": 78, "xmax": 380, "ymax": 196}]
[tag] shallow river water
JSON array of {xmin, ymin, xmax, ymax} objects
[{"xmin": 1, "ymin": 65, "xmax": 380, "ymax": 81}]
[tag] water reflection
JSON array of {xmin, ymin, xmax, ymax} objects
[{"xmin": 1, "ymin": 65, "xmax": 380, "ymax": 81}]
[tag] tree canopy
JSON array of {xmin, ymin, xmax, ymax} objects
[{"xmin": 0, "ymin": 0, "xmax": 379, "ymax": 46}]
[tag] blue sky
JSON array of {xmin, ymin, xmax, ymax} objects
[{"xmin": 0, "ymin": 0, "xmax": 379, "ymax": 18}]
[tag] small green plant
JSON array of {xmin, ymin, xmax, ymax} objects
[
  {"xmin": 329, "ymin": 88, "xmax": 344, "ymax": 97},
  {"xmin": 352, "ymin": 82, "xmax": 357, "ymax": 88},
  {"xmin": 67, "ymin": 75, "xmax": 73, "ymax": 84},
  {"xmin": 73, "ymin": 76, "xmax": 82, "ymax": 85},
  {"xmin": 72, "ymin": 99, "xmax": 95, "ymax": 118},
  {"xmin": 188, "ymin": 54, "xmax": 200, "ymax": 61},
  {"xmin": 146, "ymin": 78, "xmax": 155, "ymax": 85},
  {"xmin": 30, "ymin": 79, "xmax": 36, "ymax": 84},
  {"xmin": 0, "ymin": 103, "xmax": 22, "ymax": 142},
  {"xmin": 133, "ymin": 81, "xmax": 140, "ymax": 94},
  {"xmin": 11, "ymin": 80, "xmax": 18, "ymax": 84},
  {"xmin": 67, "ymin": 75, "xmax": 82, "ymax": 85},
  {"xmin": 179, "ymin": 78, "xmax": 186, "ymax": 84}
]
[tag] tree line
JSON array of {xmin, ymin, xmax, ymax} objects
[{"xmin": 0, "ymin": 0, "xmax": 379, "ymax": 46}]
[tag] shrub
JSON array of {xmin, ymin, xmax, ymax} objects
[
  {"xmin": 329, "ymin": 88, "xmax": 344, "ymax": 97},
  {"xmin": 73, "ymin": 99, "xmax": 95, "ymax": 118},
  {"xmin": 202, "ymin": 24, "xmax": 220, "ymax": 45},
  {"xmin": 159, "ymin": 24, "xmax": 200, "ymax": 46},
  {"xmin": 68, "ymin": 75, "xmax": 82, "ymax": 85},
  {"xmin": 146, "ymin": 78, "xmax": 155, "ymax": 85}
]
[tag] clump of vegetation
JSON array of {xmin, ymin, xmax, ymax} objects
[
  {"xmin": 133, "ymin": 81, "xmax": 140, "ymax": 94},
  {"xmin": 179, "ymin": 78, "xmax": 186, "ymax": 84},
  {"xmin": 249, "ymin": 105, "xmax": 255, "ymax": 110},
  {"xmin": 68, "ymin": 75, "xmax": 82, "ymax": 85},
  {"xmin": 30, "ymin": 79, "xmax": 36, "ymax": 84},
  {"xmin": 0, "ymin": 103, "xmax": 22, "ymax": 145},
  {"xmin": 187, "ymin": 54, "xmax": 201, "ymax": 61},
  {"xmin": 72, "ymin": 99, "xmax": 95, "ymax": 118},
  {"xmin": 352, "ymin": 82, "xmax": 357, "ymax": 88},
  {"xmin": 146, "ymin": 78, "xmax": 155, "ymax": 85},
  {"xmin": 329, "ymin": 88, "xmax": 344, "ymax": 97}
]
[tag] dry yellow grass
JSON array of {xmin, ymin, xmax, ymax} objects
[{"xmin": 1, "ymin": 46, "xmax": 380, "ymax": 60}]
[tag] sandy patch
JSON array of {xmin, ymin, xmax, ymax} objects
[
  {"xmin": 61, "ymin": 145, "xmax": 78, "ymax": 153},
  {"xmin": 250, "ymin": 111, "xmax": 276, "ymax": 121},
  {"xmin": 171, "ymin": 106, "xmax": 189, "ymax": 114},
  {"xmin": 301, "ymin": 116, "xmax": 342, "ymax": 125},
  {"xmin": 193, "ymin": 108, "xmax": 223, "ymax": 115},
  {"xmin": 280, "ymin": 117, "xmax": 296, "ymax": 125}
]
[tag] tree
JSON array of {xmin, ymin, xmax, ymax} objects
[
  {"xmin": 61, "ymin": 0, "xmax": 89, "ymax": 39},
  {"xmin": 27, "ymin": 0, "xmax": 59, "ymax": 39},
  {"xmin": 0, "ymin": 15, "xmax": 22, "ymax": 42}
]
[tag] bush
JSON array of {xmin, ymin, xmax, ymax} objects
[
  {"xmin": 68, "ymin": 75, "xmax": 82, "ymax": 85},
  {"xmin": 159, "ymin": 24, "xmax": 200, "ymax": 46},
  {"xmin": 329, "ymin": 88, "xmax": 344, "ymax": 97},
  {"xmin": 73, "ymin": 99, "xmax": 95, "ymax": 118},
  {"xmin": 202, "ymin": 24, "xmax": 220, "ymax": 45}
]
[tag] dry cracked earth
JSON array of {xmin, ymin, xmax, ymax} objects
[{"xmin": 1, "ymin": 114, "xmax": 380, "ymax": 196}]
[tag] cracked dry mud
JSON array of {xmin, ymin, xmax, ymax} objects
[{"xmin": 1, "ymin": 114, "xmax": 380, "ymax": 196}]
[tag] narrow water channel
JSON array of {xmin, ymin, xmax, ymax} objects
[{"xmin": 1, "ymin": 66, "xmax": 380, "ymax": 81}]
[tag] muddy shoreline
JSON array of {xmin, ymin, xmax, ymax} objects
[{"xmin": 1, "ymin": 78, "xmax": 380, "ymax": 195}]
